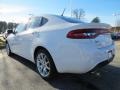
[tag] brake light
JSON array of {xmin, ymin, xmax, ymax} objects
[{"xmin": 67, "ymin": 29, "xmax": 110, "ymax": 39}]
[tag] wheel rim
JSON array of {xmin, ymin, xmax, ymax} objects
[
  {"xmin": 6, "ymin": 44, "xmax": 10, "ymax": 55},
  {"xmin": 36, "ymin": 53, "xmax": 50, "ymax": 77}
]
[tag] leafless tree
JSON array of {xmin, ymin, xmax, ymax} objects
[{"xmin": 72, "ymin": 9, "xmax": 85, "ymax": 19}]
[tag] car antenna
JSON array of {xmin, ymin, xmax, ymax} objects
[{"xmin": 61, "ymin": 8, "xmax": 66, "ymax": 16}]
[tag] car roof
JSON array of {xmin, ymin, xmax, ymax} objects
[{"xmin": 33, "ymin": 14, "xmax": 84, "ymax": 25}]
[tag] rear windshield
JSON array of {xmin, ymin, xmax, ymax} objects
[{"xmin": 60, "ymin": 16, "xmax": 83, "ymax": 23}]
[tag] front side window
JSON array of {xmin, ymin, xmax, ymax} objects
[{"xmin": 15, "ymin": 23, "xmax": 27, "ymax": 33}]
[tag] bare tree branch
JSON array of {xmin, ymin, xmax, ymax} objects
[{"xmin": 72, "ymin": 9, "xmax": 85, "ymax": 19}]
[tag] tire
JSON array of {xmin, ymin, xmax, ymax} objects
[
  {"xmin": 35, "ymin": 49, "xmax": 57, "ymax": 80},
  {"xmin": 6, "ymin": 43, "xmax": 12, "ymax": 56}
]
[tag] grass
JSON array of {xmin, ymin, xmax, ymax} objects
[{"xmin": 0, "ymin": 37, "xmax": 5, "ymax": 49}]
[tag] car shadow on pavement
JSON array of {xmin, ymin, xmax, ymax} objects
[
  {"xmin": 10, "ymin": 54, "xmax": 37, "ymax": 72},
  {"xmin": 11, "ymin": 54, "xmax": 120, "ymax": 90}
]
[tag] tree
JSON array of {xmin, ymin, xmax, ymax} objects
[
  {"xmin": 72, "ymin": 9, "xmax": 85, "ymax": 19},
  {"xmin": 2, "ymin": 21, "xmax": 7, "ymax": 32},
  {"xmin": 0, "ymin": 21, "xmax": 18, "ymax": 33},
  {"xmin": 91, "ymin": 17, "xmax": 100, "ymax": 23},
  {"xmin": 13, "ymin": 23, "xmax": 18, "ymax": 29},
  {"xmin": 7, "ymin": 22, "xmax": 18, "ymax": 29},
  {"xmin": 0, "ymin": 21, "xmax": 7, "ymax": 33},
  {"xmin": 7, "ymin": 22, "xmax": 14, "ymax": 29}
]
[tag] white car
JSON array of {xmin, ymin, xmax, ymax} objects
[{"xmin": 6, "ymin": 15, "xmax": 115, "ymax": 80}]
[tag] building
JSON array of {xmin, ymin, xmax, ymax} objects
[{"xmin": 111, "ymin": 26, "xmax": 120, "ymax": 32}]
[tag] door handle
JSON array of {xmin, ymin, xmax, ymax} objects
[
  {"xmin": 16, "ymin": 36, "xmax": 22, "ymax": 41},
  {"xmin": 32, "ymin": 32, "xmax": 40, "ymax": 37}
]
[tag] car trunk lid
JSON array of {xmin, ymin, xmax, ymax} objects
[{"xmin": 67, "ymin": 23, "xmax": 113, "ymax": 48}]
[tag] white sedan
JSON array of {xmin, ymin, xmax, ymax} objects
[{"xmin": 6, "ymin": 15, "xmax": 115, "ymax": 80}]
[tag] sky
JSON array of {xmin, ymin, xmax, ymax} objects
[{"xmin": 0, "ymin": 0, "xmax": 120, "ymax": 26}]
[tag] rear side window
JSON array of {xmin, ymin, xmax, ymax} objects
[
  {"xmin": 28, "ymin": 17, "xmax": 42, "ymax": 29},
  {"xmin": 41, "ymin": 17, "xmax": 48, "ymax": 26},
  {"xmin": 60, "ymin": 16, "xmax": 83, "ymax": 23},
  {"xmin": 27, "ymin": 17, "xmax": 48, "ymax": 29}
]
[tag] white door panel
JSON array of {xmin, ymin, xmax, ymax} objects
[
  {"xmin": 11, "ymin": 23, "xmax": 27, "ymax": 56},
  {"xmin": 14, "ymin": 33, "xmax": 24, "ymax": 56},
  {"xmin": 17, "ymin": 30, "xmax": 34, "ymax": 60},
  {"xmin": 7, "ymin": 34, "xmax": 18, "ymax": 53}
]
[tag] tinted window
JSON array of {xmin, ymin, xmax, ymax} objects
[
  {"xmin": 60, "ymin": 16, "xmax": 83, "ymax": 23},
  {"xmin": 27, "ymin": 17, "xmax": 42, "ymax": 29},
  {"xmin": 41, "ymin": 17, "xmax": 48, "ymax": 26},
  {"xmin": 15, "ymin": 23, "xmax": 27, "ymax": 33}
]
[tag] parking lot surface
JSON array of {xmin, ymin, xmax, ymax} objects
[{"xmin": 0, "ymin": 41, "xmax": 120, "ymax": 90}]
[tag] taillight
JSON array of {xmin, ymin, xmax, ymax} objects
[{"xmin": 67, "ymin": 29, "xmax": 110, "ymax": 39}]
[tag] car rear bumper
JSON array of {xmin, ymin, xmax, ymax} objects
[
  {"xmin": 53, "ymin": 41, "xmax": 115, "ymax": 74},
  {"xmin": 88, "ymin": 55, "xmax": 114, "ymax": 72}
]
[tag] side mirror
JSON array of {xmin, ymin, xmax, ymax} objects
[{"xmin": 7, "ymin": 29, "xmax": 13, "ymax": 34}]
